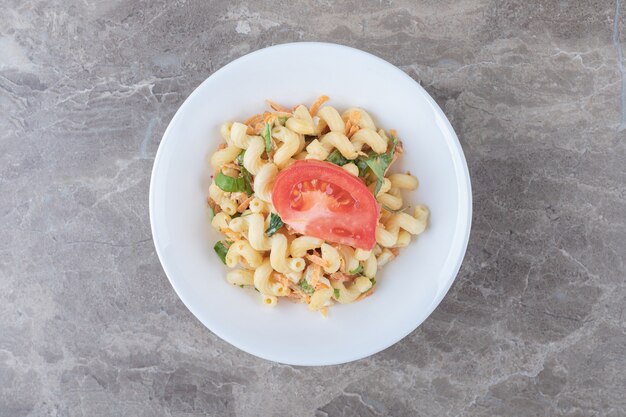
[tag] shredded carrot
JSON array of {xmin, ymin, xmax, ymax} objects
[
  {"xmin": 306, "ymin": 253, "xmax": 328, "ymax": 268},
  {"xmin": 273, "ymin": 272, "xmax": 292, "ymax": 288},
  {"xmin": 348, "ymin": 110, "xmax": 361, "ymax": 126},
  {"xmin": 263, "ymin": 111, "xmax": 276, "ymax": 124},
  {"xmin": 344, "ymin": 120, "xmax": 352, "ymax": 136},
  {"xmin": 390, "ymin": 129, "xmax": 397, "ymax": 138},
  {"xmin": 330, "ymin": 272, "xmax": 354, "ymax": 282},
  {"xmin": 223, "ymin": 228, "xmax": 240, "ymax": 242},
  {"xmin": 244, "ymin": 114, "xmax": 263, "ymax": 126},
  {"xmin": 309, "ymin": 95, "xmax": 329, "ymax": 116},
  {"xmin": 310, "ymin": 264, "xmax": 322, "ymax": 288},
  {"xmin": 237, "ymin": 195, "xmax": 254, "ymax": 212},
  {"xmin": 347, "ymin": 124, "xmax": 359, "ymax": 138},
  {"xmin": 267, "ymin": 99, "xmax": 292, "ymax": 113},
  {"xmin": 314, "ymin": 282, "xmax": 329, "ymax": 290}
]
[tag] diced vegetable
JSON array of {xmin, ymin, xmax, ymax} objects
[
  {"xmin": 235, "ymin": 151, "xmax": 244, "ymax": 166},
  {"xmin": 214, "ymin": 241, "xmax": 231, "ymax": 264},
  {"xmin": 326, "ymin": 149, "xmax": 349, "ymax": 166},
  {"xmin": 364, "ymin": 136, "xmax": 398, "ymax": 194},
  {"xmin": 215, "ymin": 171, "xmax": 253, "ymax": 195},
  {"xmin": 349, "ymin": 264, "xmax": 363, "ymax": 275},
  {"xmin": 334, "ymin": 288, "xmax": 340, "ymax": 299},
  {"xmin": 266, "ymin": 213, "xmax": 284, "ymax": 237},
  {"xmin": 261, "ymin": 122, "xmax": 272, "ymax": 153},
  {"xmin": 299, "ymin": 279, "xmax": 315, "ymax": 294}
]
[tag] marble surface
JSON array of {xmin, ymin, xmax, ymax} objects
[{"xmin": 1, "ymin": 0, "xmax": 625, "ymax": 416}]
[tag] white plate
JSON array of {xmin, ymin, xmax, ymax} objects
[{"xmin": 150, "ymin": 42, "xmax": 472, "ymax": 366}]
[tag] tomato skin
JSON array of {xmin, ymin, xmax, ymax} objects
[{"xmin": 271, "ymin": 160, "xmax": 379, "ymax": 250}]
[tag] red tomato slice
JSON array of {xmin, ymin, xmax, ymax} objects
[{"xmin": 271, "ymin": 160, "xmax": 379, "ymax": 250}]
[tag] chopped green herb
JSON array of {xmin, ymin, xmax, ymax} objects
[
  {"xmin": 349, "ymin": 264, "xmax": 363, "ymax": 275},
  {"xmin": 239, "ymin": 284, "xmax": 244, "ymax": 288},
  {"xmin": 334, "ymin": 288, "xmax": 340, "ymax": 299},
  {"xmin": 254, "ymin": 287, "xmax": 260, "ymax": 293},
  {"xmin": 381, "ymin": 204, "xmax": 409, "ymax": 213},
  {"xmin": 235, "ymin": 151, "xmax": 244, "ymax": 166},
  {"xmin": 215, "ymin": 171, "xmax": 253, "ymax": 195},
  {"xmin": 266, "ymin": 213, "xmax": 284, "ymax": 237},
  {"xmin": 326, "ymin": 149, "xmax": 349, "ymax": 166},
  {"xmin": 208, "ymin": 205, "xmax": 215, "ymax": 220},
  {"xmin": 261, "ymin": 122, "xmax": 272, "ymax": 153},
  {"xmin": 299, "ymin": 279, "xmax": 315, "ymax": 294},
  {"xmin": 370, "ymin": 278, "xmax": 376, "ymax": 286},
  {"xmin": 354, "ymin": 158, "xmax": 369, "ymax": 177},
  {"xmin": 213, "ymin": 241, "xmax": 231, "ymax": 264},
  {"xmin": 364, "ymin": 136, "xmax": 398, "ymax": 194},
  {"xmin": 240, "ymin": 164, "xmax": 253, "ymax": 194},
  {"xmin": 278, "ymin": 116, "xmax": 289, "ymax": 124}
]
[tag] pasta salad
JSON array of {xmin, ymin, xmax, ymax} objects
[{"xmin": 207, "ymin": 96, "xmax": 429, "ymax": 316}]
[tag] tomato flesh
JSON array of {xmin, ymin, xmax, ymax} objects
[{"xmin": 271, "ymin": 160, "xmax": 379, "ymax": 249}]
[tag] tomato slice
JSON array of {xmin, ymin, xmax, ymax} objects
[{"xmin": 271, "ymin": 160, "xmax": 379, "ymax": 250}]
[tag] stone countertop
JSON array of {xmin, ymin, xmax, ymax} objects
[{"xmin": 1, "ymin": 1, "xmax": 625, "ymax": 416}]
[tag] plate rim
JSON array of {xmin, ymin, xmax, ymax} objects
[{"xmin": 149, "ymin": 41, "xmax": 473, "ymax": 366}]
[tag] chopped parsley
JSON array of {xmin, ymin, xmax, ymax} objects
[
  {"xmin": 261, "ymin": 122, "xmax": 272, "ymax": 153},
  {"xmin": 326, "ymin": 149, "xmax": 349, "ymax": 166},
  {"xmin": 334, "ymin": 288, "xmax": 340, "ymax": 299},
  {"xmin": 265, "ymin": 213, "xmax": 284, "ymax": 237},
  {"xmin": 349, "ymin": 264, "xmax": 363, "ymax": 275},
  {"xmin": 213, "ymin": 240, "xmax": 231, "ymax": 264},
  {"xmin": 299, "ymin": 279, "xmax": 315, "ymax": 294},
  {"xmin": 363, "ymin": 136, "xmax": 398, "ymax": 194},
  {"xmin": 215, "ymin": 171, "xmax": 253, "ymax": 195}
]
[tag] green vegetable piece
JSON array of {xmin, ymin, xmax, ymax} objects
[
  {"xmin": 239, "ymin": 284, "xmax": 244, "ymax": 288},
  {"xmin": 215, "ymin": 171, "xmax": 252, "ymax": 195},
  {"xmin": 266, "ymin": 213, "xmax": 284, "ymax": 237},
  {"xmin": 365, "ymin": 136, "xmax": 398, "ymax": 194},
  {"xmin": 299, "ymin": 279, "xmax": 315, "ymax": 294},
  {"xmin": 262, "ymin": 122, "xmax": 272, "ymax": 153},
  {"xmin": 354, "ymin": 158, "xmax": 369, "ymax": 177},
  {"xmin": 349, "ymin": 264, "xmax": 363, "ymax": 275},
  {"xmin": 334, "ymin": 288, "xmax": 340, "ymax": 299},
  {"xmin": 278, "ymin": 116, "xmax": 289, "ymax": 124},
  {"xmin": 326, "ymin": 149, "xmax": 349, "ymax": 166},
  {"xmin": 235, "ymin": 151, "xmax": 244, "ymax": 166},
  {"xmin": 214, "ymin": 241, "xmax": 231, "ymax": 264}
]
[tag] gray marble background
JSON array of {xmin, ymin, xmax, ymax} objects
[{"xmin": 1, "ymin": 0, "xmax": 625, "ymax": 416}]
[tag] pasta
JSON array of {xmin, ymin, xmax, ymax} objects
[
  {"xmin": 317, "ymin": 106, "xmax": 345, "ymax": 132},
  {"xmin": 272, "ymin": 126, "xmax": 301, "ymax": 168},
  {"xmin": 207, "ymin": 96, "xmax": 429, "ymax": 316},
  {"xmin": 290, "ymin": 236, "xmax": 324, "ymax": 257}
]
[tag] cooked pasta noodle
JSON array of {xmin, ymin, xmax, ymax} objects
[
  {"xmin": 272, "ymin": 125, "xmax": 301, "ymax": 168},
  {"xmin": 320, "ymin": 132, "xmax": 358, "ymax": 159},
  {"xmin": 317, "ymin": 106, "xmax": 345, "ymax": 132}
]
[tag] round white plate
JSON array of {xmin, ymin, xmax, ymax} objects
[{"xmin": 150, "ymin": 42, "xmax": 472, "ymax": 366}]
